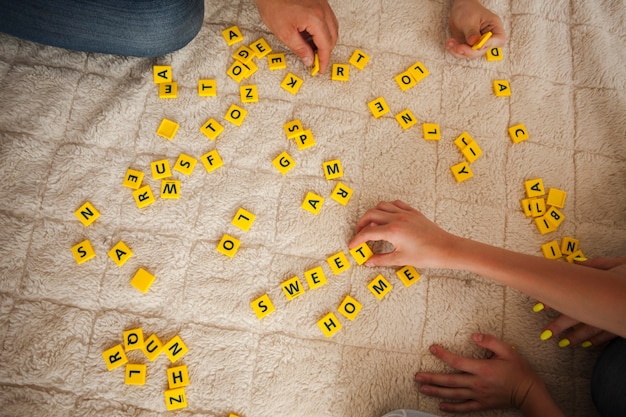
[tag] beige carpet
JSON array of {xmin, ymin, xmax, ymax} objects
[{"xmin": 1, "ymin": 1, "xmax": 625, "ymax": 416}]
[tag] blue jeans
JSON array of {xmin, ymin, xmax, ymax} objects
[
  {"xmin": 592, "ymin": 337, "xmax": 626, "ymax": 417},
  {"xmin": 0, "ymin": 0, "xmax": 204, "ymax": 57}
]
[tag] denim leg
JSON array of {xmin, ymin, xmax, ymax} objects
[
  {"xmin": 591, "ymin": 337, "xmax": 626, "ymax": 417},
  {"xmin": 0, "ymin": 0, "xmax": 204, "ymax": 57}
]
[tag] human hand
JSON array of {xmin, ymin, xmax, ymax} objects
[
  {"xmin": 447, "ymin": 0, "xmax": 505, "ymax": 59},
  {"xmin": 536, "ymin": 257, "xmax": 626, "ymax": 347},
  {"xmin": 348, "ymin": 200, "xmax": 461, "ymax": 269},
  {"xmin": 252, "ymin": 0, "xmax": 338, "ymax": 73},
  {"xmin": 416, "ymin": 333, "xmax": 545, "ymax": 413}
]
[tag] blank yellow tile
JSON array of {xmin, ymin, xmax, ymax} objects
[
  {"xmin": 338, "ymin": 295, "xmax": 362, "ymax": 321},
  {"xmin": 158, "ymin": 82, "xmax": 177, "ymax": 98},
  {"xmin": 200, "ymin": 118, "xmax": 224, "ymax": 141},
  {"xmin": 240, "ymin": 84, "xmax": 258, "ymax": 103},
  {"xmin": 133, "ymin": 185, "xmax": 156, "ymax": 208},
  {"xmin": 322, "ymin": 159, "xmax": 343, "ymax": 180},
  {"xmin": 395, "ymin": 109, "xmax": 417, "ymax": 130},
  {"xmin": 349, "ymin": 242, "xmax": 373, "ymax": 265},
  {"xmin": 217, "ymin": 234, "xmax": 240, "ymax": 258},
  {"xmin": 301, "ymin": 192, "xmax": 324, "ymax": 215},
  {"xmin": 547, "ymin": 188, "xmax": 567, "ymax": 208},
  {"xmin": 281, "ymin": 72, "xmax": 304, "ymax": 95},
  {"xmin": 273, "ymin": 151, "xmax": 296, "ymax": 175},
  {"xmin": 143, "ymin": 333, "xmax": 164, "ymax": 361},
  {"xmin": 156, "ymin": 118, "xmax": 179, "ymax": 140},
  {"xmin": 174, "ymin": 154, "xmax": 197, "ymax": 176},
  {"xmin": 281, "ymin": 276, "xmax": 305, "ymax": 300},
  {"xmin": 327, "ymin": 251, "xmax": 351, "ymax": 275},
  {"xmin": 395, "ymin": 70, "xmax": 417, "ymax": 92},
  {"xmin": 222, "ymin": 25, "xmax": 243, "ymax": 46},
  {"xmin": 304, "ymin": 266, "xmax": 327, "ymax": 290},
  {"xmin": 108, "ymin": 241, "xmax": 133, "ymax": 267},
  {"xmin": 331, "ymin": 182, "xmax": 353, "ymax": 206},
  {"xmin": 201, "ymin": 149, "xmax": 224, "ymax": 173},
  {"xmin": 225, "ymin": 104, "xmax": 248, "ymax": 126},
  {"xmin": 163, "ymin": 335, "xmax": 188, "ymax": 363},
  {"xmin": 368, "ymin": 274, "xmax": 392, "ymax": 300},
  {"xmin": 74, "ymin": 201, "xmax": 100, "ymax": 227},
  {"xmin": 123, "ymin": 168, "xmax": 144, "ymax": 189},
  {"xmin": 198, "ymin": 79, "xmax": 216, "ymax": 96},
  {"xmin": 164, "ymin": 387, "xmax": 187, "ymax": 411},
  {"xmin": 422, "ymin": 123, "xmax": 441, "ymax": 140},
  {"xmin": 150, "ymin": 159, "xmax": 171, "ymax": 180},
  {"xmin": 331, "ymin": 64, "xmax": 349, "ymax": 81},
  {"xmin": 125, "ymin": 363, "xmax": 147, "ymax": 385},
  {"xmin": 396, "ymin": 265, "xmax": 420, "ymax": 287},
  {"xmin": 450, "ymin": 161, "xmax": 473, "ymax": 183},
  {"xmin": 72, "ymin": 239, "xmax": 96, "ymax": 264},
  {"xmin": 130, "ymin": 267, "xmax": 156, "ymax": 293},
  {"xmin": 102, "ymin": 344, "xmax": 128, "ymax": 371},
  {"xmin": 318, "ymin": 312, "xmax": 342, "ymax": 338},
  {"xmin": 251, "ymin": 294, "xmax": 275, "ymax": 319},
  {"xmin": 153, "ymin": 65, "xmax": 172, "ymax": 83},
  {"xmin": 267, "ymin": 53, "xmax": 286, "ymax": 70},
  {"xmin": 232, "ymin": 207, "xmax": 256, "ymax": 232},
  {"xmin": 368, "ymin": 96, "xmax": 390, "ymax": 118},
  {"xmin": 509, "ymin": 124, "xmax": 529, "ymax": 144},
  {"xmin": 349, "ymin": 49, "xmax": 370, "ymax": 70}
]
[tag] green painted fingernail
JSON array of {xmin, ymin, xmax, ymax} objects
[
  {"xmin": 540, "ymin": 330, "xmax": 553, "ymax": 341},
  {"xmin": 532, "ymin": 302, "xmax": 545, "ymax": 313},
  {"xmin": 581, "ymin": 341, "xmax": 593, "ymax": 348},
  {"xmin": 558, "ymin": 338, "xmax": 571, "ymax": 348}
]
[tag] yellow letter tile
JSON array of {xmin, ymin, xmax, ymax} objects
[
  {"xmin": 396, "ymin": 265, "xmax": 421, "ymax": 287},
  {"xmin": 250, "ymin": 37, "xmax": 272, "ymax": 58},
  {"xmin": 524, "ymin": 178, "xmax": 545, "ymax": 198},
  {"xmin": 200, "ymin": 118, "xmax": 224, "ymax": 141},
  {"xmin": 232, "ymin": 207, "xmax": 256, "ymax": 232},
  {"xmin": 281, "ymin": 72, "xmax": 304, "ymax": 95},
  {"xmin": 450, "ymin": 161, "xmax": 473, "ymax": 183},
  {"xmin": 123, "ymin": 168, "xmax": 144, "ymax": 190},
  {"xmin": 174, "ymin": 154, "xmax": 197, "ymax": 176},
  {"xmin": 395, "ymin": 70, "xmax": 417, "ymax": 92},
  {"xmin": 520, "ymin": 198, "xmax": 533, "ymax": 217},
  {"xmin": 311, "ymin": 53, "xmax": 320, "ymax": 76},
  {"xmin": 225, "ymin": 104, "xmax": 248, "ymax": 126},
  {"xmin": 158, "ymin": 82, "xmax": 177, "ymax": 99},
  {"xmin": 471, "ymin": 31, "xmax": 492, "ymax": 50},
  {"xmin": 454, "ymin": 131, "xmax": 474, "ymax": 149},
  {"xmin": 561, "ymin": 237, "xmax": 579, "ymax": 256},
  {"xmin": 227, "ymin": 60, "xmax": 249, "ymax": 83},
  {"xmin": 349, "ymin": 242, "xmax": 373, "ymax": 265},
  {"xmin": 198, "ymin": 79, "xmax": 216, "ymax": 96},
  {"xmin": 217, "ymin": 234, "xmax": 240, "ymax": 258},
  {"xmin": 164, "ymin": 387, "xmax": 187, "ymax": 411},
  {"xmin": 535, "ymin": 215, "xmax": 556, "ymax": 235},
  {"xmin": 75, "ymin": 201, "xmax": 100, "ymax": 227},
  {"xmin": 167, "ymin": 365, "xmax": 190, "ymax": 389},
  {"xmin": 294, "ymin": 129, "xmax": 316, "ymax": 150},
  {"xmin": 133, "ymin": 185, "xmax": 156, "ymax": 209},
  {"xmin": 125, "ymin": 363, "xmax": 147, "ymax": 385},
  {"xmin": 153, "ymin": 65, "xmax": 172, "ymax": 83},
  {"xmin": 267, "ymin": 52, "xmax": 286, "ymax": 70},
  {"xmin": 349, "ymin": 49, "xmax": 370, "ymax": 70},
  {"xmin": 368, "ymin": 96, "xmax": 390, "ymax": 118},
  {"xmin": 164, "ymin": 335, "xmax": 188, "ymax": 363},
  {"xmin": 142, "ymin": 333, "xmax": 164, "ymax": 361},
  {"xmin": 408, "ymin": 62, "xmax": 429, "ymax": 83},
  {"xmin": 541, "ymin": 240, "xmax": 562, "ymax": 259},
  {"xmin": 222, "ymin": 25, "xmax": 243, "ymax": 46},
  {"xmin": 545, "ymin": 206, "xmax": 565, "ymax": 228},
  {"xmin": 368, "ymin": 274, "xmax": 392, "ymax": 300},
  {"xmin": 156, "ymin": 118, "xmax": 179, "ymax": 140},
  {"xmin": 323, "ymin": 159, "xmax": 343, "ymax": 180},
  {"xmin": 395, "ymin": 109, "xmax": 418, "ymax": 130},
  {"xmin": 284, "ymin": 119, "xmax": 303, "ymax": 139},
  {"xmin": 102, "ymin": 344, "xmax": 128, "ymax": 371},
  {"xmin": 161, "ymin": 180, "xmax": 180, "ymax": 199},
  {"xmin": 327, "ymin": 251, "xmax": 351, "ymax": 275},
  {"xmin": 509, "ymin": 124, "xmax": 529, "ymax": 144},
  {"xmin": 273, "ymin": 151, "xmax": 296, "ymax": 175},
  {"xmin": 304, "ymin": 266, "xmax": 327, "ymax": 290},
  {"xmin": 251, "ymin": 294, "xmax": 275, "ymax": 319},
  {"xmin": 318, "ymin": 312, "xmax": 342, "ymax": 338},
  {"xmin": 108, "ymin": 241, "xmax": 133, "ymax": 267},
  {"xmin": 240, "ymin": 84, "xmax": 258, "ymax": 103},
  {"xmin": 530, "ymin": 198, "xmax": 546, "ymax": 217},
  {"xmin": 331, "ymin": 182, "xmax": 353, "ymax": 206},
  {"xmin": 461, "ymin": 141, "xmax": 483, "ymax": 163},
  {"xmin": 422, "ymin": 123, "xmax": 441, "ymax": 140},
  {"xmin": 201, "ymin": 149, "xmax": 224, "ymax": 173},
  {"xmin": 547, "ymin": 188, "xmax": 567, "ymax": 208},
  {"xmin": 338, "ymin": 295, "xmax": 362, "ymax": 321},
  {"xmin": 72, "ymin": 239, "xmax": 96, "ymax": 264},
  {"xmin": 131, "ymin": 267, "xmax": 156, "ymax": 293},
  {"xmin": 123, "ymin": 327, "xmax": 144, "ymax": 351},
  {"xmin": 302, "ymin": 192, "xmax": 325, "ymax": 215},
  {"xmin": 282, "ymin": 276, "xmax": 305, "ymax": 300},
  {"xmin": 151, "ymin": 159, "xmax": 172, "ymax": 180},
  {"xmin": 493, "ymin": 80, "xmax": 511, "ymax": 97},
  {"xmin": 332, "ymin": 64, "xmax": 349, "ymax": 81},
  {"xmin": 486, "ymin": 47, "xmax": 503, "ymax": 61},
  {"xmin": 233, "ymin": 45, "xmax": 254, "ymax": 63}
]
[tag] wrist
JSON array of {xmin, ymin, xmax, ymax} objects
[{"xmin": 519, "ymin": 379, "xmax": 565, "ymax": 417}]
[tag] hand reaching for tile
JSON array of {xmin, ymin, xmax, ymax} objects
[{"xmin": 447, "ymin": 0, "xmax": 506, "ymax": 58}]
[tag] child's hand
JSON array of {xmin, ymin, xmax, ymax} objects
[
  {"xmin": 416, "ymin": 334, "xmax": 545, "ymax": 413},
  {"xmin": 348, "ymin": 200, "xmax": 460, "ymax": 269},
  {"xmin": 253, "ymin": 0, "xmax": 338, "ymax": 73},
  {"xmin": 447, "ymin": 0, "xmax": 505, "ymax": 59}
]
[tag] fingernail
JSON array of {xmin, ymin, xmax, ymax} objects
[
  {"xmin": 574, "ymin": 257, "xmax": 588, "ymax": 262},
  {"xmin": 558, "ymin": 338, "xmax": 571, "ymax": 348},
  {"xmin": 532, "ymin": 302, "xmax": 545, "ymax": 313},
  {"xmin": 429, "ymin": 345, "xmax": 437, "ymax": 354},
  {"xmin": 471, "ymin": 333, "xmax": 483, "ymax": 342},
  {"xmin": 415, "ymin": 374, "xmax": 424, "ymax": 383},
  {"xmin": 540, "ymin": 330, "xmax": 553, "ymax": 341},
  {"xmin": 303, "ymin": 56, "xmax": 313, "ymax": 67},
  {"xmin": 511, "ymin": 345, "xmax": 516, "ymax": 350},
  {"xmin": 581, "ymin": 341, "xmax": 593, "ymax": 348}
]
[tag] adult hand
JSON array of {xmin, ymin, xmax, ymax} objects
[
  {"xmin": 348, "ymin": 200, "xmax": 460, "ymax": 269},
  {"xmin": 447, "ymin": 0, "xmax": 505, "ymax": 59},
  {"xmin": 537, "ymin": 257, "xmax": 626, "ymax": 347},
  {"xmin": 253, "ymin": 0, "xmax": 338, "ymax": 73},
  {"xmin": 416, "ymin": 334, "xmax": 546, "ymax": 413}
]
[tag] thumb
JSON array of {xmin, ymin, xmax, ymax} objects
[
  {"xmin": 281, "ymin": 30, "xmax": 315, "ymax": 67},
  {"xmin": 365, "ymin": 252, "xmax": 402, "ymax": 268},
  {"xmin": 464, "ymin": 29, "xmax": 482, "ymax": 47},
  {"xmin": 472, "ymin": 333, "xmax": 515, "ymax": 358}
]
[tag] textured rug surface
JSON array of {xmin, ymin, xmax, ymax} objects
[{"xmin": 1, "ymin": 1, "xmax": 625, "ymax": 416}]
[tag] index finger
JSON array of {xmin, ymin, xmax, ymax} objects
[
  {"xmin": 429, "ymin": 344, "xmax": 482, "ymax": 374},
  {"xmin": 309, "ymin": 25, "xmax": 334, "ymax": 73}
]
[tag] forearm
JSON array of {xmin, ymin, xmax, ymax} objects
[
  {"xmin": 520, "ymin": 380, "xmax": 566, "ymax": 417},
  {"xmin": 448, "ymin": 237, "xmax": 626, "ymax": 337}
]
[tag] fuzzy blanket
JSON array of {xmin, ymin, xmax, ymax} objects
[{"xmin": 1, "ymin": 1, "xmax": 625, "ymax": 416}]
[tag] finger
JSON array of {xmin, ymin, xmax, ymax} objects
[
  {"xmin": 429, "ymin": 344, "xmax": 482, "ymax": 374},
  {"xmin": 578, "ymin": 257, "xmax": 626, "ymax": 270},
  {"xmin": 439, "ymin": 400, "xmax": 484, "ymax": 413},
  {"xmin": 279, "ymin": 29, "xmax": 316, "ymax": 68},
  {"xmin": 306, "ymin": 21, "xmax": 334, "ymax": 73},
  {"xmin": 543, "ymin": 315, "xmax": 580, "ymax": 342},
  {"xmin": 560, "ymin": 324, "xmax": 605, "ymax": 347},
  {"xmin": 415, "ymin": 371, "xmax": 474, "ymax": 389},
  {"xmin": 390, "ymin": 199, "xmax": 415, "ymax": 212},
  {"xmin": 445, "ymin": 38, "xmax": 484, "ymax": 59},
  {"xmin": 419, "ymin": 384, "xmax": 474, "ymax": 401},
  {"xmin": 588, "ymin": 331, "xmax": 618, "ymax": 348},
  {"xmin": 364, "ymin": 251, "xmax": 403, "ymax": 268},
  {"xmin": 352, "ymin": 211, "xmax": 395, "ymax": 238},
  {"xmin": 471, "ymin": 333, "xmax": 516, "ymax": 359}
]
